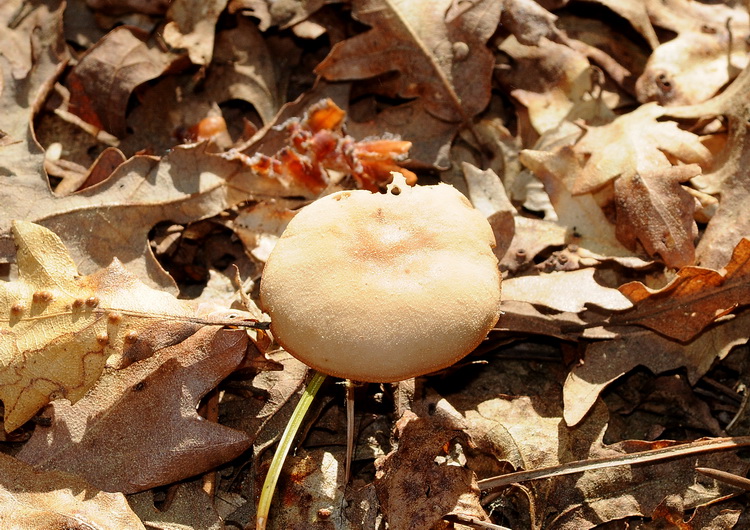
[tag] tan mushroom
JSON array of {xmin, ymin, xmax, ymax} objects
[{"xmin": 259, "ymin": 173, "xmax": 502, "ymax": 382}]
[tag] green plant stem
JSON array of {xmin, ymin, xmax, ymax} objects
[{"xmin": 256, "ymin": 370, "xmax": 327, "ymax": 530}]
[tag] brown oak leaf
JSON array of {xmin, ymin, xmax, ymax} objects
[
  {"xmin": 315, "ymin": 0, "xmax": 501, "ymax": 167},
  {"xmin": 17, "ymin": 326, "xmax": 251, "ymax": 494},
  {"xmin": 613, "ymin": 237, "xmax": 750, "ymax": 342}
]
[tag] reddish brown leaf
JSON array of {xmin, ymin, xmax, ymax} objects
[
  {"xmin": 66, "ymin": 26, "xmax": 181, "ymax": 137},
  {"xmin": 614, "ymin": 237, "xmax": 750, "ymax": 341},
  {"xmin": 244, "ymin": 99, "xmax": 415, "ymax": 192},
  {"xmin": 17, "ymin": 326, "xmax": 251, "ymax": 493}
]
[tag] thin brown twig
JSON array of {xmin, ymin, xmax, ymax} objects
[{"xmin": 478, "ymin": 436, "xmax": 750, "ymax": 491}]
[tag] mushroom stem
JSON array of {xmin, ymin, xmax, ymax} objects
[
  {"xmin": 345, "ymin": 380, "xmax": 354, "ymax": 484},
  {"xmin": 256, "ymin": 370, "xmax": 327, "ymax": 530}
]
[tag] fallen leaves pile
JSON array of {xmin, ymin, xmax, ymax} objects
[{"xmin": 2, "ymin": 0, "xmax": 750, "ymax": 528}]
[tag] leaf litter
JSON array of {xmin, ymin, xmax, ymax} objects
[{"xmin": 2, "ymin": 0, "xmax": 750, "ymax": 528}]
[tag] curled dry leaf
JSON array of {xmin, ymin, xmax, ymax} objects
[
  {"xmin": 202, "ymin": 15, "xmax": 281, "ymax": 125},
  {"xmin": 17, "ymin": 326, "xmax": 251, "ymax": 494},
  {"xmin": 0, "ymin": 221, "xmax": 196, "ymax": 432},
  {"xmin": 613, "ymin": 237, "xmax": 750, "ymax": 342},
  {"xmin": 163, "ymin": 0, "xmax": 229, "ymax": 66},
  {"xmin": 66, "ymin": 26, "xmax": 181, "ymax": 138},
  {"xmin": 0, "ymin": 453, "xmax": 145, "ymax": 529}
]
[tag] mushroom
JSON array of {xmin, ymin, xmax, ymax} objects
[{"xmin": 259, "ymin": 173, "xmax": 502, "ymax": 382}]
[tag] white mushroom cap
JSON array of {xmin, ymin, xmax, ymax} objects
[{"xmin": 259, "ymin": 173, "xmax": 502, "ymax": 382}]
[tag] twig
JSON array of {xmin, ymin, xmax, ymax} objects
[{"xmin": 478, "ymin": 436, "xmax": 750, "ymax": 491}]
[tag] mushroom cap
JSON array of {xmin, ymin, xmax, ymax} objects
[{"xmin": 259, "ymin": 174, "xmax": 502, "ymax": 382}]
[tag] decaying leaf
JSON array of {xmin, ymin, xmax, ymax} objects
[
  {"xmin": 0, "ymin": 452, "xmax": 145, "ymax": 529},
  {"xmin": 0, "ymin": 221, "xmax": 198, "ymax": 432},
  {"xmin": 16, "ymin": 326, "xmax": 251, "ymax": 493},
  {"xmin": 375, "ymin": 411, "xmax": 488, "ymax": 529}
]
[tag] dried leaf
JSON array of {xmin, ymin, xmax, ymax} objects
[
  {"xmin": 613, "ymin": 238, "xmax": 750, "ymax": 341},
  {"xmin": 572, "ymin": 103, "xmax": 711, "ymax": 195},
  {"xmin": 0, "ymin": 221, "xmax": 196, "ymax": 432},
  {"xmin": 375, "ymin": 412, "xmax": 488, "ymax": 529},
  {"xmin": 128, "ymin": 480, "xmax": 223, "ymax": 530},
  {"xmin": 66, "ymin": 26, "xmax": 180, "ymax": 137},
  {"xmin": 519, "ymin": 146, "xmax": 637, "ymax": 258},
  {"xmin": 497, "ymin": 36, "xmax": 602, "ymax": 135},
  {"xmin": 163, "ymin": 0, "xmax": 228, "ymax": 65},
  {"xmin": 316, "ymin": 0, "xmax": 501, "ymax": 166},
  {"xmin": 667, "ymin": 65, "xmax": 750, "ymax": 270},
  {"xmin": 465, "ymin": 385, "xmax": 748, "ymax": 529},
  {"xmin": 613, "ymin": 164, "xmax": 700, "ymax": 267},
  {"xmin": 202, "ymin": 15, "xmax": 281, "ymax": 125},
  {"xmin": 17, "ymin": 326, "xmax": 251, "ymax": 493},
  {"xmin": 563, "ymin": 311, "xmax": 750, "ymax": 426},
  {"xmin": 503, "ymin": 268, "xmax": 632, "ymax": 313},
  {"xmin": 462, "ymin": 163, "xmax": 516, "ymax": 261},
  {"xmin": 0, "ymin": 452, "xmax": 145, "ymax": 529},
  {"xmin": 636, "ymin": 1, "xmax": 749, "ymax": 106}
]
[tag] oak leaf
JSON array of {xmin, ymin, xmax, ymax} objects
[
  {"xmin": 572, "ymin": 103, "xmax": 710, "ymax": 195},
  {"xmin": 502, "ymin": 268, "xmax": 632, "ymax": 314},
  {"xmin": 613, "ymin": 164, "xmax": 700, "ymax": 268},
  {"xmin": 66, "ymin": 26, "xmax": 181, "ymax": 138},
  {"xmin": 0, "ymin": 221, "xmax": 197, "ymax": 432},
  {"xmin": 613, "ymin": 237, "xmax": 750, "ymax": 342},
  {"xmin": 315, "ymin": 0, "xmax": 501, "ymax": 167},
  {"xmin": 563, "ymin": 311, "xmax": 750, "ymax": 427},
  {"xmin": 636, "ymin": 0, "xmax": 749, "ymax": 106},
  {"xmin": 0, "ymin": 453, "xmax": 144, "ymax": 529},
  {"xmin": 667, "ymin": 64, "xmax": 750, "ymax": 270},
  {"xmin": 17, "ymin": 326, "xmax": 251, "ymax": 494}
]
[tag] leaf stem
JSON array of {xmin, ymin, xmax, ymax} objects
[{"xmin": 256, "ymin": 370, "xmax": 327, "ymax": 530}]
